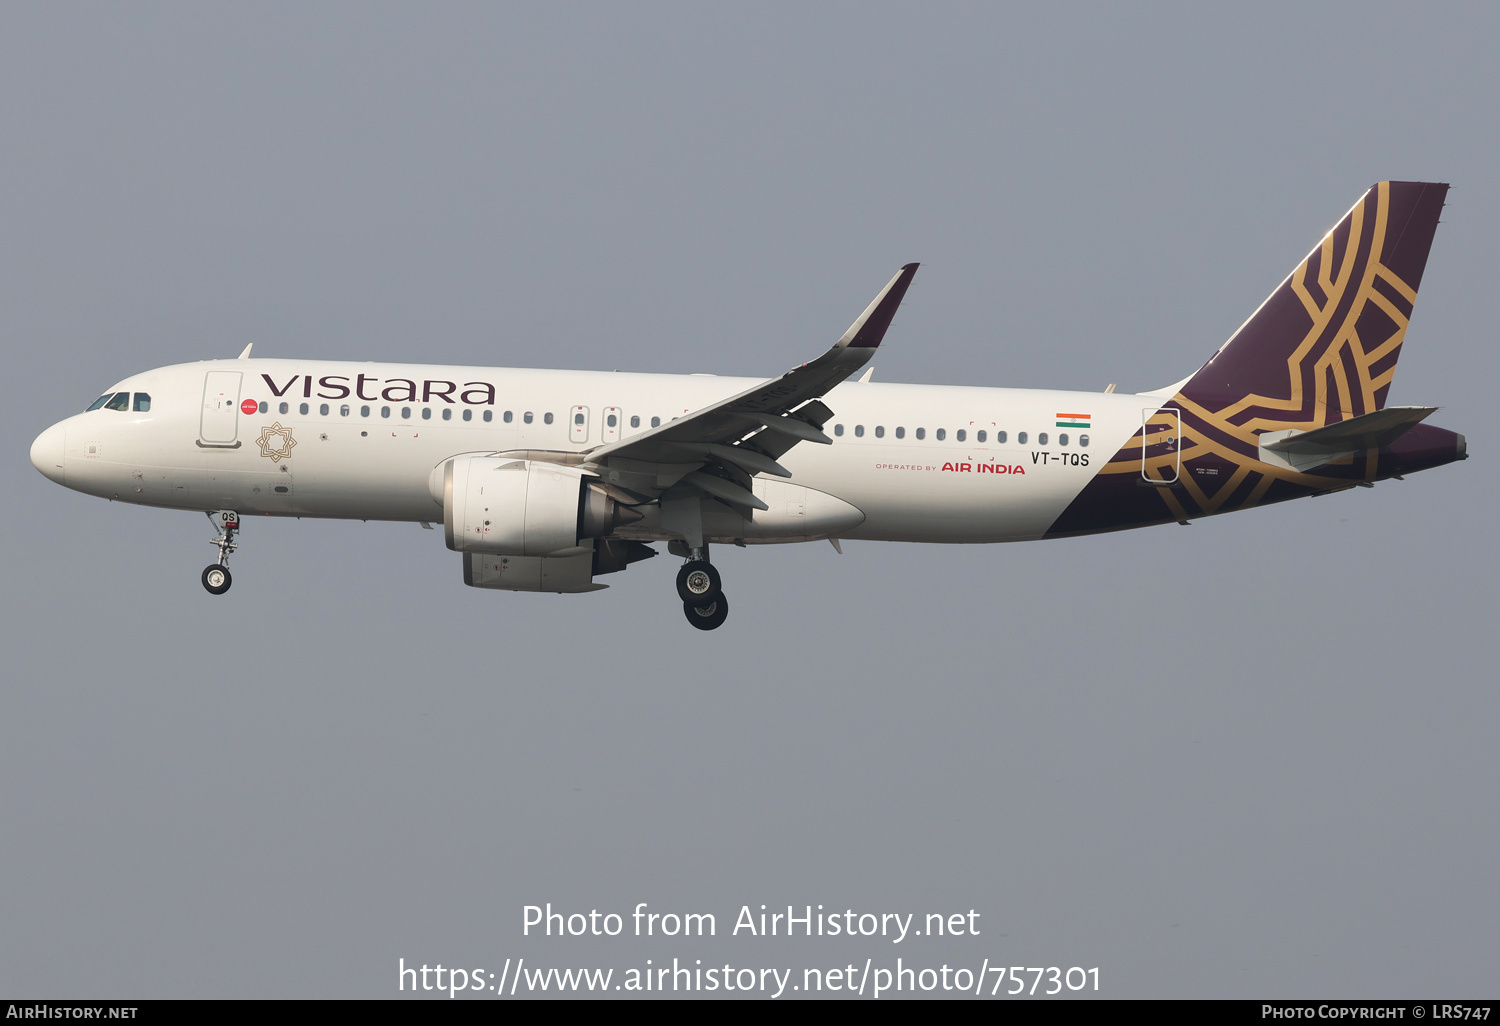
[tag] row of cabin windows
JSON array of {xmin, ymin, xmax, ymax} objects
[
  {"xmin": 272, "ymin": 401, "xmax": 507, "ymax": 422},
  {"xmin": 85, "ymin": 394, "xmax": 669, "ymax": 432},
  {"xmin": 265, "ymin": 402, "xmax": 669, "ymax": 431},
  {"xmin": 85, "ymin": 392, "xmax": 1081, "ymax": 448},
  {"xmin": 832, "ymin": 424, "xmax": 1089, "ymax": 447},
  {"xmin": 87, "ymin": 392, "xmax": 151, "ymax": 412}
]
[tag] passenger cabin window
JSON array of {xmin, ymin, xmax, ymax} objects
[
  {"xmin": 134, "ymin": 393, "xmax": 152, "ymax": 412},
  {"xmin": 854, "ymin": 425, "xmax": 864, "ymax": 437},
  {"xmin": 834, "ymin": 424, "xmax": 844, "ymax": 437},
  {"xmin": 381, "ymin": 406, "xmax": 391, "ymax": 418},
  {"xmin": 1079, "ymin": 434, "xmax": 1089, "ymax": 447},
  {"xmin": 956, "ymin": 429, "xmax": 966, "ymax": 442},
  {"xmin": 1017, "ymin": 431, "xmax": 1027, "ymax": 444},
  {"xmin": 874, "ymin": 425, "xmax": 884, "ymax": 438},
  {"xmin": 423, "ymin": 408, "xmax": 432, "ymax": 420},
  {"xmin": 1038, "ymin": 432, "xmax": 1048, "ymax": 445},
  {"xmin": 360, "ymin": 405, "xmax": 370, "ymax": 417},
  {"xmin": 504, "ymin": 411, "xmax": 513, "ymax": 423},
  {"xmin": 936, "ymin": 428, "xmax": 946, "ymax": 441},
  {"xmin": 279, "ymin": 402, "xmax": 289, "ymax": 414},
  {"xmin": 482, "ymin": 410, "xmax": 492, "ymax": 422},
  {"xmin": 463, "ymin": 409, "xmax": 472, "ymax": 421},
  {"xmin": 402, "ymin": 406, "xmax": 411, "ymax": 419},
  {"xmin": 300, "ymin": 403, "xmax": 309, "ymax": 415},
  {"xmin": 997, "ymin": 430, "xmax": 1007, "ymax": 443},
  {"xmin": 86, "ymin": 394, "xmax": 113, "ymax": 411},
  {"xmin": 544, "ymin": 412, "xmax": 554, "ymax": 425},
  {"xmin": 340, "ymin": 405, "xmax": 351, "ymax": 417},
  {"xmin": 1059, "ymin": 433, "xmax": 1068, "ymax": 446},
  {"xmin": 258, "ymin": 401, "xmax": 268, "ymax": 413},
  {"xmin": 443, "ymin": 409, "xmax": 452, "ymax": 421},
  {"xmin": 916, "ymin": 428, "xmax": 926, "ymax": 440},
  {"xmin": 651, "ymin": 416, "xmax": 660, "ymax": 427},
  {"xmin": 630, "ymin": 415, "xmax": 640, "ymax": 428},
  {"xmin": 105, "ymin": 392, "xmax": 130, "ymax": 411},
  {"xmin": 977, "ymin": 430, "xmax": 986, "ymax": 442},
  {"xmin": 320, "ymin": 404, "xmax": 330, "ymax": 415},
  {"xmin": 895, "ymin": 427, "xmax": 905, "ymax": 439},
  {"xmin": 607, "ymin": 413, "xmax": 618, "ymax": 427},
  {"xmin": 523, "ymin": 412, "xmax": 534, "ymax": 424}
]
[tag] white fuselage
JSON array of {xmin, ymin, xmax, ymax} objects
[{"xmin": 34, "ymin": 358, "xmax": 1147, "ymax": 544}]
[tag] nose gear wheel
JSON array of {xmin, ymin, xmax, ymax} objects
[{"xmin": 202, "ymin": 564, "xmax": 232, "ymax": 595}]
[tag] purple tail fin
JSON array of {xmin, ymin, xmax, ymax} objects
[
  {"xmin": 1176, "ymin": 181, "xmax": 1447, "ymax": 430},
  {"xmin": 1045, "ymin": 182, "xmax": 1458, "ymax": 539}
]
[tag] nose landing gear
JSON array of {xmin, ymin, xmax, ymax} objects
[
  {"xmin": 675, "ymin": 546, "xmax": 728, "ymax": 630},
  {"xmin": 201, "ymin": 510, "xmax": 239, "ymax": 595}
]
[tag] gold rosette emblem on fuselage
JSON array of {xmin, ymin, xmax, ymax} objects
[{"xmin": 255, "ymin": 422, "xmax": 297, "ymax": 463}]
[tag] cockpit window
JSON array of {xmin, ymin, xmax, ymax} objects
[
  {"xmin": 86, "ymin": 394, "xmax": 113, "ymax": 411},
  {"xmin": 133, "ymin": 393, "xmax": 151, "ymax": 412},
  {"xmin": 104, "ymin": 392, "xmax": 130, "ymax": 411}
]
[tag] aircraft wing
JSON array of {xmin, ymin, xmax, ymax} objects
[{"xmin": 581, "ymin": 263, "xmax": 918, "ymax": 507}]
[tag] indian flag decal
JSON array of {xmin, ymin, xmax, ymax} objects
[{"xmin": 1056, "ymin": 412, "xmax": 1091, "ymax": 428}]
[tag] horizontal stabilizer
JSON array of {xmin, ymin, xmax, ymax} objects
[
  {"xmin": 1259, "ymin": 406, "xmax": 1437, "ymax": 472},
  {"xmin": 1262, "ymin": 406, "xmax": 1438, "ymax": 455}
]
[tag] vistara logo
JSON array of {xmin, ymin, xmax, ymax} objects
[{"xmin": 255, "ymin": 422, "xmax": 297, "ymax": 463}]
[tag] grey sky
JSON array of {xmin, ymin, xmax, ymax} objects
[{"xmin": 2, "ymin": 2, "xmax": 1495, "ymax": 998}]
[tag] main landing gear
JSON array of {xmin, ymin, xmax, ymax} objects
[
  {"xmin": 676, "ymin": 547, "xmax": 728, "ymax": 631},
  {"xmin": 684, "ymin": 591, "xmax": 729, "ymax": 631},
  {"xmin": 201, "ymin": 510, "xmax": 239, "ymax": 596}
]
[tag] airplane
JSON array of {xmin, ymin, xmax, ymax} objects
[{"xmin": 30, "ymin": 181, "xmax": 1466, "ymax": 630}]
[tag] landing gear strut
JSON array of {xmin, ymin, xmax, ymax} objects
[
  {"xmin": 676, "ymin": 544, "xmax": 728, "ymax": 630},
  {"xmin": 201, "ymin": 510, "xmax": 239, "ymax": 595}
]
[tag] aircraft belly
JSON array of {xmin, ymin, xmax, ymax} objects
[{"xmin": 783, "ymin": 445, "xmax": 1092, "ymax": 543}]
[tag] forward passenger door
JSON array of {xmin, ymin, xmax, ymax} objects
[{"xmin": 200, "ymin": 372, "xmax": 243, "ymax": 447}]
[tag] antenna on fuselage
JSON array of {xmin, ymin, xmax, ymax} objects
[{"xmin": 237, "ymin": 343, "xmax": 254, "ymax": 360}]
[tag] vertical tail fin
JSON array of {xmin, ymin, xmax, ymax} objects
[
  {"xmin": 1046, "ymin": 182, "xmax": 1456, "ymax": 539},
  {"xmin": 1176, "ymin": 181, "xmax": 1447, "ymax": 431}
]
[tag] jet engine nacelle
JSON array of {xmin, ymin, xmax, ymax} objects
[{"xmin": 434, "ymin": 455, "xmax": 639, "ymax": 556}]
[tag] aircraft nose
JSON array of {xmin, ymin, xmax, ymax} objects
[{"xmin": 31, "ymin": 422, "xmax": 66, "ymax": 485}]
